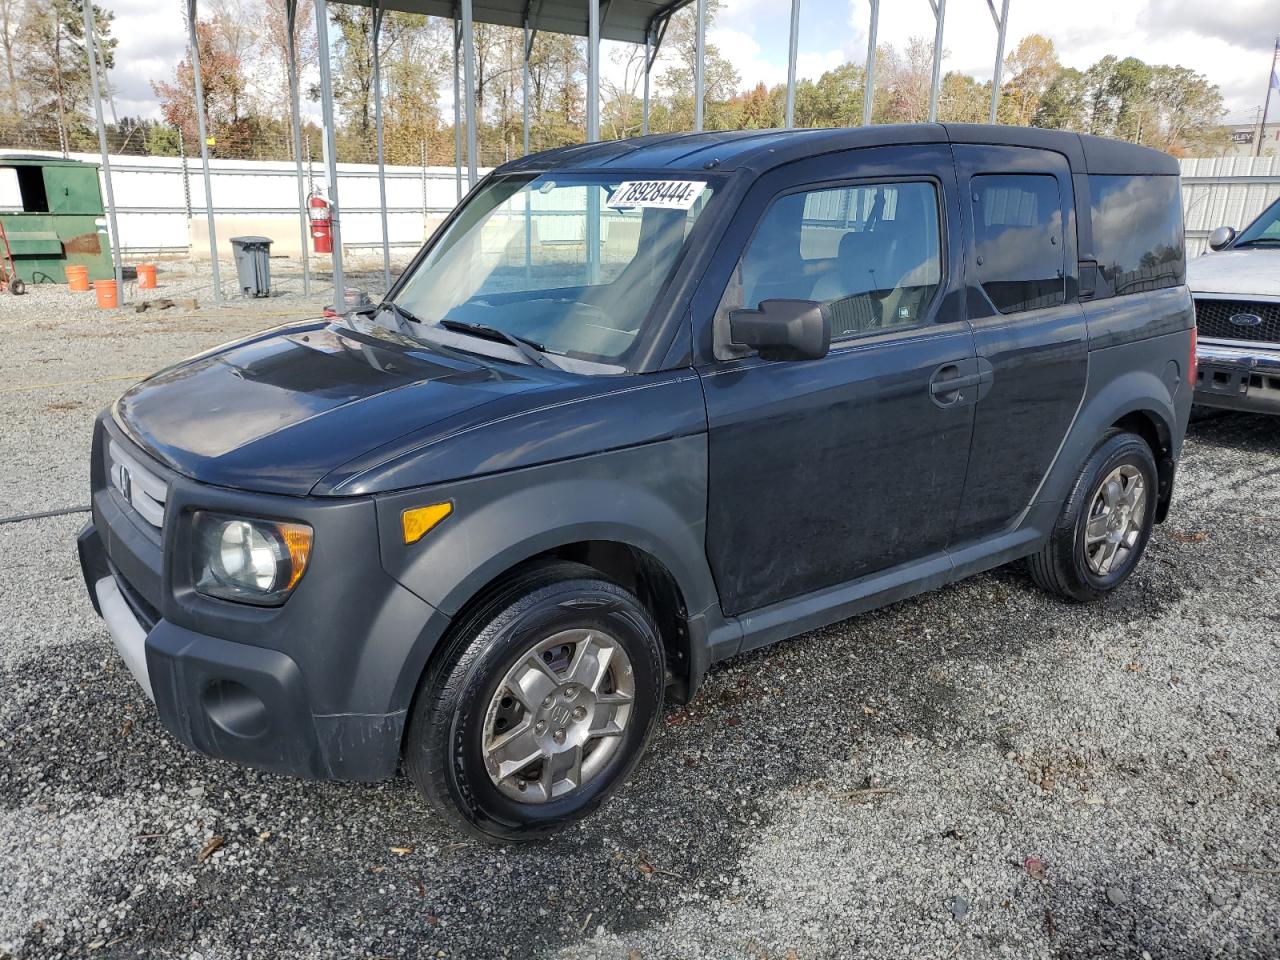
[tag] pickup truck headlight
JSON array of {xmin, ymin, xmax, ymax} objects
[{"xmin": 192, "ymin": 511, "xmax": 313, "ymax": 606}]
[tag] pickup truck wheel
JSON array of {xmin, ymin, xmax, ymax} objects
[
  {"xmin": 403, "ymin": 561, "xmax": 664, "ymax": 842},
  {"xmin": 1027, "ymin": 430, "xmax": 1157, "ymax": 602}
]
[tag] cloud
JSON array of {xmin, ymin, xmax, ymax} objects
[
  {"xmin": 841, "ymin": 0, "xmax": 1275, "ymax": 116},
  {"xmin": 1144, "ymin": 0, "xmax": 1278, "ymax": 51},
  {"xmin": 102, "ymin": 0, "xmax": 189, "ymax": 120}
]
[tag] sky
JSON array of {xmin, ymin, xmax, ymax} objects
[{"xmin": 106, "ymin": 0, "xmax": 1279, "ymax": 127}]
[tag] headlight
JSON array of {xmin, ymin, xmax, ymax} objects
[{"xmin": 192, "ymin": 511, "xmax": 313, "ymax": 606}]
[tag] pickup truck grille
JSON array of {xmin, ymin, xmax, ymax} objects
[
  {"xmin": 1194, "ymin": 299, "xmax": 1280, "ymax": 344},
  {"xmin": 105, "ymin": 438, "xmax": 168, "ymax": 531}
]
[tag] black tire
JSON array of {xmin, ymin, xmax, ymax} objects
[
  {"xmin": 403, "ymin": 561, "xmax": 665, "ymax": 842},
  {"xmin": 1027, "ymin": 430, "xmax": 1158, "ymax": 602}
]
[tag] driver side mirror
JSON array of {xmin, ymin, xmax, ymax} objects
[
  {"xmin": 1208, "ymin": 225, "xmax": 1236, "ymax": 251},
  {"xmin": 728, "ymin": 298, "xmax": 831, "ymax": 361}
]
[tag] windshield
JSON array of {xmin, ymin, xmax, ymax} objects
[
  {"xmin": 391, "ymin": 172, "xmax": 718, "ymax": 368},
  {"xmin": 1234, "ymin": 197, "xmax": 1280, "ymax": 247}
]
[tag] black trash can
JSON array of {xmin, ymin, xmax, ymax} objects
[{"xmin": 229, "ymin": 236, "xmax": 272, "ymax": 298}]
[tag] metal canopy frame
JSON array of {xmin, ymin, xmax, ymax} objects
[
  {"xmin": 285, "ymin": 0, "xmax": 312, "ymax": 295},
  {"xmin": 81, "ymin": 0, "xmax": 122, "ymax": 294},
  {"xmin": 77, "ymin": 0, "xmax": 1019, "ymax": 311},
  {"xmin": 925, "ymin": 0, "xmax": 947, "ymax": 123},
  {"xmin": 986, "ymin": 0, "xmax": 1011, "ymax": 123},
  {"xmin": 186, "ymin": 0, "xmax": 222, "ymax": 304}
]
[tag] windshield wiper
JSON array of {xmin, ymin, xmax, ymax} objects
[
  {"xmin": 439, "ymin": 318, "xmax": 557, "ymax": 369},
  {"xmin": 377, "ymin": 300, "xmax": 424, "ymax": 332},
  {"xmin": 1234, "ymin": 237, "xmax": 1280, "ymax": 248}
]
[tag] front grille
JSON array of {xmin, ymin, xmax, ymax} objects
[
  {"xmin": 105, "ymin": 438, "xmax": 168, "ymax": 531},
  {"xmin": 1194, "ymin": 299, "xmax": 1280, "ymax": 344}
]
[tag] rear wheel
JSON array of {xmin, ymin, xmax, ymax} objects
[
  {"xmin": 1027, "ymin": 431, "xmax": 1158, "ymax": 602},
  {"xmin": 403, "ymin": 562, "xmax": 665, "ymax": 842}
]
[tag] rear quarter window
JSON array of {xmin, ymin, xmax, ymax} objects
[{"xmin": 1089, "ymin": 175, "xmax": 1185, "ymax": 297}]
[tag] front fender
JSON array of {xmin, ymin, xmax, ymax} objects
[{"xmin": 373, "ymin": 435, "xmax": 720, "ymax": 706}]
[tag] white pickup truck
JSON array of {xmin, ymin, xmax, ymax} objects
[{"xmin": 1188, "ymin": 197, "xmax": 1280, "ymax": 415}]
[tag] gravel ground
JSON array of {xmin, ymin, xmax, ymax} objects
[{"xmin": 0, "ymin": 276, "xmax": 1277, "ymax": 959}]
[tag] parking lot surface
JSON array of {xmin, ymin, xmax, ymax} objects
[{"xmin": 1, "ymin": 286, "xmax": 1277, "ymax": 959}]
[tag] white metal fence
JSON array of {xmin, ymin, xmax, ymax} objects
[
  {"xmin": 3, "ymin": 149, "xmax": 1278, "ymax": 264},
  {"xmin": 1180, "ymin": 156, "xmax": 1280, "ymax": 257},
  {"xmin": 0, "ymin": 149, "xmax": 491, "ymax": 260}
]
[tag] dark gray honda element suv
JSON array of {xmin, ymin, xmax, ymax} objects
[{"xmin": 79, "ymin": 125, "xmax": 1195, "ymax": 841}]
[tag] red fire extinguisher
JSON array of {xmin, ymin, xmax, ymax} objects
[{"xmin": 309, "ymin": 189, "xmax": 332, "ymax": 254}]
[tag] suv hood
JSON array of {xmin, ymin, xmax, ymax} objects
[
  {"xmin": 114, "ymin": 319, "xmax": 561, "ymax": 496},
  {"xmin": 1187, "ymin": 248, "xmax": 1280, "ymax": 298}
]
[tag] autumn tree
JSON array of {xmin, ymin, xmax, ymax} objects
[
  {"xmin": 0, "ymin": 0, "xmax": 21, "ymax": 114},
  {"xmin": 657, "ymin": 0, "xmax": 740, "ymax": 131},
  {"xmin": 998, "ymin": 34, "xmax": 1059, "ymax": 126},
  {"xmin": 152, "ymin": 19, "xmax": 249, "ymax": 149},
  {"xmin": 793, "ymin": 63, "xmax": 863, "ymax": 128},
  {"xmin": 14, "ymin": 0, "xmax": 115, "ymax": 151},
  {"xmin": 939, "ymin": 71, "xmax": 989, "ymax": 123},
  {"xmin": 1033, "ymin": 66, "xmax": 1086, "ymax": 130}
]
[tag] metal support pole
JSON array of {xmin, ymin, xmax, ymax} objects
[
  {"xmin": 1259, "ymin": 37, "xmax": 1279, "ymax": 158},
  {"xmin": 453, "ymin": 19, "xmax": 462, "ymax": 202},
  {"xmin": 987, "ymin": 0, "xmax": 1010, "ymax": 123},
  {"xmin": 82, "ymin": 0, "xmax": 122, "ymax": 295},
  {"xmin": 694, "ymin": 0, "xmax": 705, "ymax": 131},
  {"xmin": 784, "ymin": 0, "xmax": 799, "ymax": 128},
  {"xmin": 420, "ymin": 140, "xmax": 429, "ymax": 224},
  {"xmin": 315, "ymin": 0, "xmax": 345, "ymax": 305},
  {"xmin": 927, "ymin": 0, "xmax": 945, "ymax": 123},
  {"xmin": 186, "ymin": 0, "xmax": 222, "ymax": 305},
  {"xmin": 522, "ymin": 19, "xmax": 531, "ymax": 154},
  {"xmin": 863, "ymin": 0, "xmax": 878, "ymax": 125},
  {"xmin": 285, "ymin": 0, "xmax": 311, "ymax": 295},
  {"xmin": 371, "ymin": 0, "xmax": 391, "ymax": 291},
  {"xmin": 587, "ymin": 0, "xmax": 600, "ymax": 140},
  {"xmin": 642, "ymin": 27, "xmax": 651, "ymax": 135},
  {"xmin": 461, "ymin": 0, "xmax": 478, "ymax": 187}
]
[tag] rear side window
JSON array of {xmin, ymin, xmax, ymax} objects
[
  {"xmin": 1089, "ymin": 175, "xmax": 1184, "ymax": 297},
  {"xmin": 971, "ymin": 174, "xmax": 1065, "ymax": 314},
  {"xmin": 726, "ymin": 180, "xmax": 943, "ymax": 339}
]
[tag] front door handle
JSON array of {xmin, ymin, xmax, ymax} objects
[
  {"xmin": 930, "ymin": 371, "xmax": 983, "ymax": 396},
  {"xmin": 930, "ymin": 360, "xmax": 983, "ymax": 406}
]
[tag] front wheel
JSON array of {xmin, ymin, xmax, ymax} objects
[
  {"xmin": 1027, "ymin": 430, "xmax": 1158, "ymax": 602},
  {"xmin": 404, "ymin": 562, "xmax": 665, "ymax": 842}
]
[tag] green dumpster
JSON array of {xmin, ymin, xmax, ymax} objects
[{"xmin": 0, "ymin": 155, "xmax": 114, "ymax": 283}]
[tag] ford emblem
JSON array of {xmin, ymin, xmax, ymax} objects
[{"xmin": 1228, "ymin": 313, "xmax": 1263, "ymax": 327}]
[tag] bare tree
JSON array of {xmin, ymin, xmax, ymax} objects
[{"xmin": 0, "ymin": 0, "xmax": 19, "ymax": 114}]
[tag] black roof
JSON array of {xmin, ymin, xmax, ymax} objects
[{"xmin": 498, "ymin": 124, "xmax": 1180, "ymax": 178}]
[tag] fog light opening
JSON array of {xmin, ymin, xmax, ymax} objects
[{"xmin": 202, "ymin": 679, "xmax": 270, "ymax": 739}]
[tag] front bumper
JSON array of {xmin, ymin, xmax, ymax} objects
[
  {"xmin": 78, "ymin": 415, "xmax": 453, "ymax": 782},
  {"xmin": 1194, "ymin": 342, "xmax": 1280, "ymax": 415}
]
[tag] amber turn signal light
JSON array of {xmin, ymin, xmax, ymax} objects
[{"xmin": 401, "ymin": 502, "xmax": 453, "ymax": 544}]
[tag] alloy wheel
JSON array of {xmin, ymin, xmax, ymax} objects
[
  {"xmin": 1083, "ymin": 464, "xmax": 1147, "ymax": 576},
  {"xmin": 481, "ymin": 629, "xmax": 635, "ymax": 803}
]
